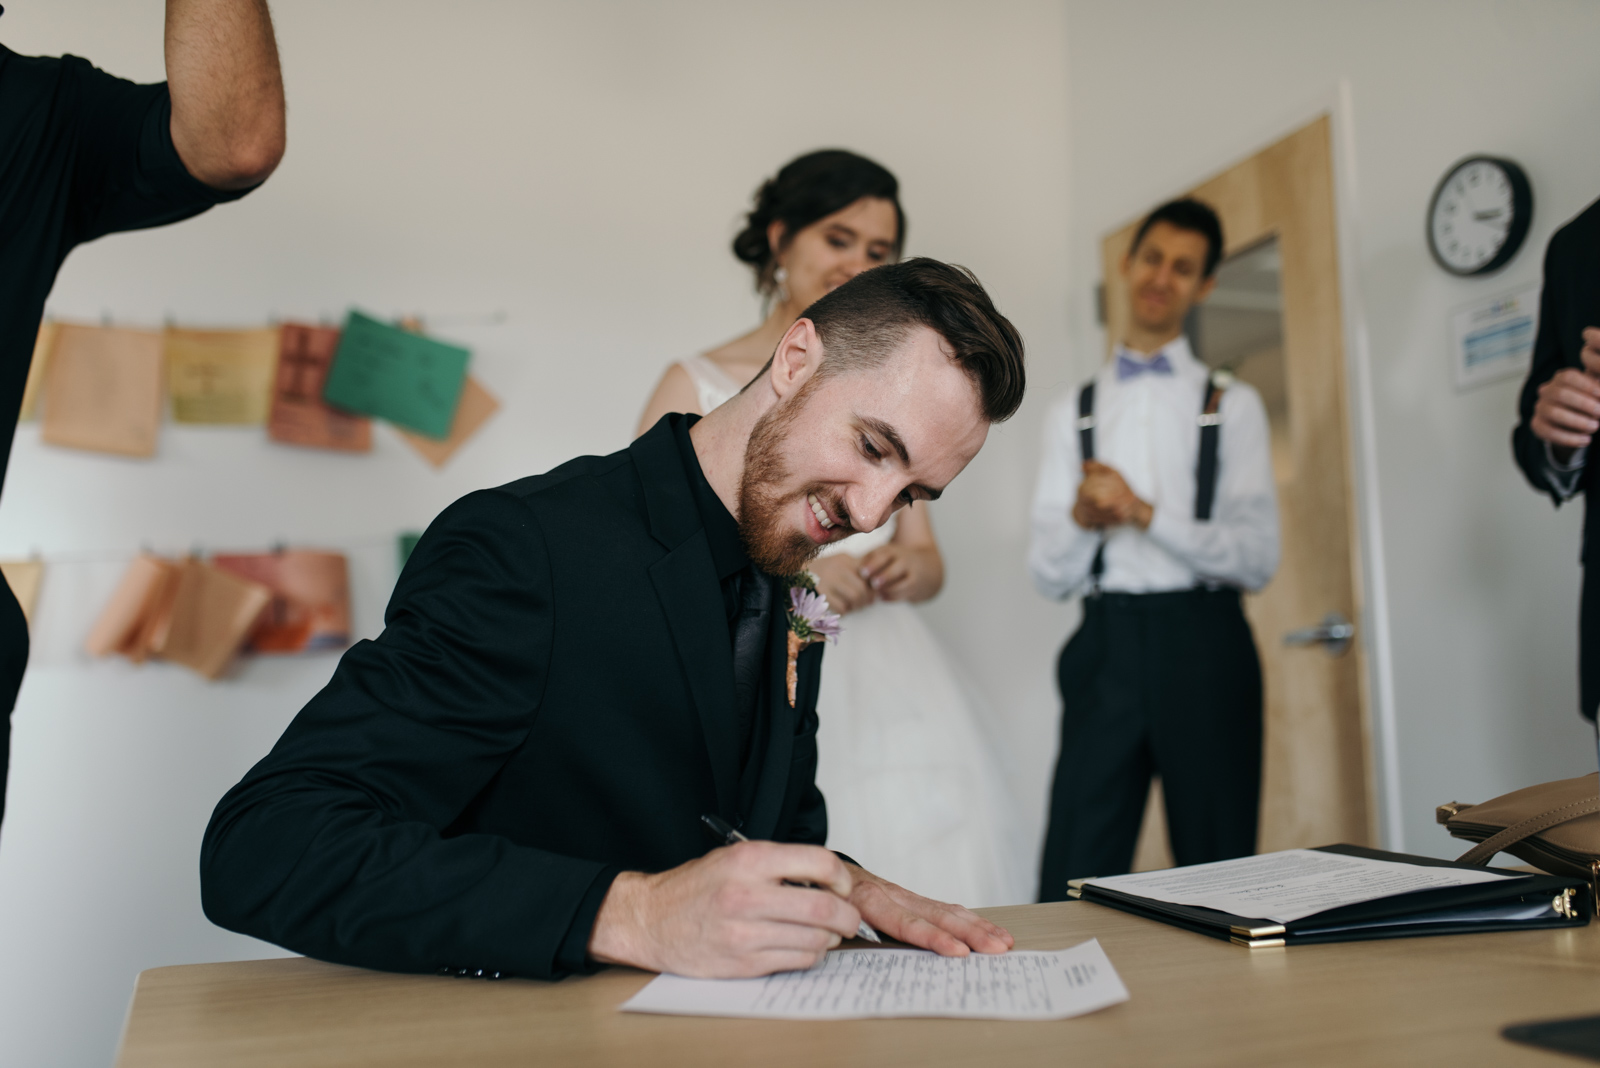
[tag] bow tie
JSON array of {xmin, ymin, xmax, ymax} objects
[{"xmin": 1116, "ymin": 353, "xmax": 1174, "ymax": 380}]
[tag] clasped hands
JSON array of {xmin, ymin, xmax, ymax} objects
[
  {"xmin": 587, "ymin": 840, "xmax": 1013, "ymax": 977},
  {"xmin": 809, "ymin": 543, "xmax": 938, "ymax": 614},
  {"xmin": 1530, "ymin": 326, "xmax": 1600, "ymax": 460},
  {"xmin": 1072, "ymin": 460, "xmax": 1153, "ymax": 531}
]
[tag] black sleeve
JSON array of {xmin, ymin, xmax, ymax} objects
[
  {"xmin": 60, "ymin": 55, "xmax": 251, "ymax": 248},
  {"xmin": 200, "ymin": 490, "xmax": 614, "ymax": 980},
  {"xmin": 1513, "ymin": 229, "xmax": 1574, "ymax": 503}
]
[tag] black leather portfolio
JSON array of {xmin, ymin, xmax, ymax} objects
[{"xmin": 1068, "ymin": 844, "xmax": 1591, "ymax": 947}]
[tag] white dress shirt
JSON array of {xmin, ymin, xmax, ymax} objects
[
  {"xmin": 1543, "ymin": 441, "xmax": 1588, "ymax": 500},
  {"xmin": 1029, "ymin": 336, "xmax": 1281, "ymax": 598}
]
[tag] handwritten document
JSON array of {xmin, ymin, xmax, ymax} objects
[
  {"xmin": 1086, "ymin": 849, "xmax": 1519, "ymax": 923},
  {"xmin": 621, "ymin": 940, "xmax": 1128, "ymax": 1021}
]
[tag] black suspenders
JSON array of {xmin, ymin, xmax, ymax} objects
[{"xmin": 1076, "ymin": 373, "xmax": 1226, "ymax": 592}]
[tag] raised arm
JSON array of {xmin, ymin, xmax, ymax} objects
[{"xmin": 166, "ymin": 0, "xmax": 286, "ymax": 190}]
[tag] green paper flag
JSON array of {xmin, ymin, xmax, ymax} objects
[
  {"xmin": 323, "ymin": 311, "xmax": 469, "ymax": 439},
  {"xmin": 397, "ymin": 531, "xmax": 422, "ymax": 571}
]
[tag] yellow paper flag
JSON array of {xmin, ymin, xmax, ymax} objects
[{"xmin": 166, "ymin": 327, "xmax": 280, "ymax": 424}]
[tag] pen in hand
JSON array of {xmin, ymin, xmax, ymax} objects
[{"xmin": 701, "ymin": 813, "xmax": 881, "ymax": 944}]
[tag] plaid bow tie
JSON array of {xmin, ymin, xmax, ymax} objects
[{"xmin": 1116, "ymin": 352, "xmax": 1173, "ymax": 380}]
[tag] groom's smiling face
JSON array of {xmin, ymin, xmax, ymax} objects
[{"xmin": 737, "ymin": 324, "xmax": 989, "ymax": 575}]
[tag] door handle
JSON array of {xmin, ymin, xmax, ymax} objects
[{"xmin": 1282, "ymin": 612, "xmax": 1355, "ymax": 656}]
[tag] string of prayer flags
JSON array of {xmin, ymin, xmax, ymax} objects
[
  {"xmin": 41, "ymin": 324, "xmax": 164, "ymax": 457},
  {"xmin": 396, "ymin": 375, "xmax": 500, "ymax": 468},
  {"xmin": 0, "ymin": 560, "xmax": 44, "ymax": 625},
  {"xmin": 268, "ymin": 324, "xmax": 372, "ymax": 452},
  {"xmin": 20, "ymin": 321, "xmax": 56, "ymax": 421},
  {"xmin": 86, "ymin": 554, "xmax": 272, "ymax": 678},
  {"xmin": 165, "ymin": 327, "xmax": 279, "ymax": 424},
  {"xmin": 212, "ymin": 550, "xmax": 351, "ymax": 653},
  {"xmin": 323, "ymin": 310, "xmax": 469, "ymax": 439}
]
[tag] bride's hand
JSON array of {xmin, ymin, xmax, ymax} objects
[
  {"xmin": 808, "ymin": 554, "xmax": 874, "ymax": 615},
  {"xmin": 859, "ymin": 543, "xmax": 942, "ymax": 603}
]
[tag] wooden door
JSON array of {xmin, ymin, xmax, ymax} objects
[{"xmin": 1097, "ymin": 116, "xmax": 1374, "ymax": 868}]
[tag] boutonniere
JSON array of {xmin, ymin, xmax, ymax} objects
[{"xmin": 784, "ymin": 571, "xmax": 841, "ymax": 707}]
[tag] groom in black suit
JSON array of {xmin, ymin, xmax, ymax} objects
[{"xmin": 202, "ymin": 259, "xmax": 1026, "ymax": 980}]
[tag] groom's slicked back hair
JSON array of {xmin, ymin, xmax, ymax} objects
[{"xmin": 803, "ymin": 258, "xmax": 1026, "ymax": 422}]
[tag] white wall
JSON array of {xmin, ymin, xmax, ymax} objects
[
  {"xmin": 0, "ymin": 2, "xmax": 1072, "ymax": 1064},
  {"xmin": 1060, "ymin": 0, "xmax": 1600, "ymax": 856}
]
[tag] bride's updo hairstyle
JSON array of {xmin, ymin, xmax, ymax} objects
[{"xmin": 732, "ymin": 149, "xmax": 906, "ymax": 296}]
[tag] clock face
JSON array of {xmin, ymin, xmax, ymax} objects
[{"xmin": 1427, "ymin": 157, "xmax": 1532, "ymax": 276}]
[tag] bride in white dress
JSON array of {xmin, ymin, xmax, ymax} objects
[{"xmin": 637, "ymin": 150, "xmax": 1027, "ymax": 906}]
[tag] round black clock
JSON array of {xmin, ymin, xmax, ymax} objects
[{"xmin": 1426, "ymin": 156, "xmax": 1532, "ymax": 276}]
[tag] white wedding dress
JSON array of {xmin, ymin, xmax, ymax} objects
[{"xmin": 679, "ymin": 355, "xmax": 1029, "ymax": 906}]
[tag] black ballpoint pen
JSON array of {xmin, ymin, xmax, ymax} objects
[{"xmin": 701, "ymin": 813, "xmax": 881, "ymax": 943}]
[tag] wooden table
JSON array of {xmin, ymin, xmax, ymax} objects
[{"xmin": 117, "ymin": 901, "xmax": 1600, "ymax": 1067}]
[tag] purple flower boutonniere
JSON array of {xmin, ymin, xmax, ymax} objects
[{"xmin": 784, "ymin": 571, "xmax": 841, "ymax": 707}]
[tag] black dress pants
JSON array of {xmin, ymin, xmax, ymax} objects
[{"xmin": 1037, "ymin": 588, "xmax": 1262, "ymax": 901}]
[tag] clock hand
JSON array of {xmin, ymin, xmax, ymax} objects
[{"xmin": 1473, "ymin": 209, "xmax": 1503, "ymax": 221}]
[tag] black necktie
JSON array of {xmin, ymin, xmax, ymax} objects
[{"xmin": 726, "ymin": 564, "xmax": 772, "ymax": 770}]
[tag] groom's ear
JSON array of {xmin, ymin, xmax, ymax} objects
[{"xmin": 768, "ymin": 318, "xmax": 823, "ymax": 401}]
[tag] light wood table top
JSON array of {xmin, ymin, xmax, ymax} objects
[{"xmin": 117, "ymin": 901, "xmax": 1600, "ymax": 1067}]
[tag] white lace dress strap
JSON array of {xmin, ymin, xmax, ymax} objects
[{"xmin": 678, "ymin": 354, "xmax": 744, "ymax": 414}]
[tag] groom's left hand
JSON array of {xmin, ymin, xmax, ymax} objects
[{"xmin": 843, "ymin": 863, "xmax": 1014, "ymax": 956}]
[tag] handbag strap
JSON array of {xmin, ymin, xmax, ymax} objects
[{"xmin": 1456, "ymin": 794, "xmax": 1600, "ymax": 866}]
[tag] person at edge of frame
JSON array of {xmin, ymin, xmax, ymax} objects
[
  {"xmin": 1511, "ymin": 195, "xmax": 1600, "ymax": 767},
  {"xmin": 0, "ymin": 0, "xmax": 286, "ymax": 833}
]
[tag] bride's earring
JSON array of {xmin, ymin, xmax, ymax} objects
[{"xmin": 773, "ymin": 264, "xmax": 790, "ymax": 304}]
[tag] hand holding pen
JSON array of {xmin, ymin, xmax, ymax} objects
[{"xmin": 702, "ymin": 814, "xmax": 881, "ymax": 944}]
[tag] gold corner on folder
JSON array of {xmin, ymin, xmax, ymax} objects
[
  {"xmin": 1231, "ymin": 936, "xmax": 1287, "ymax": 949},
  {"xmin": 1066, "ymin": 888, "xmax": 1082, "ymax": 900},
  {"xmin": 1067, "ymin": 879, "xmax": 1089, "ymax": 890},
  {"xmin": 1229, "ymin": 924, "xmax": 1287, "ymax": 938}
]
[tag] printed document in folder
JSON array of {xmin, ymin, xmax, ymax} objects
[
  {"xmin": 1085, "ymin": 849, "xmax": 1518, "ymax": 923},
  {"xmin": 621, "ymin": 939, "xmax": 1128, "ymax": 1021}
]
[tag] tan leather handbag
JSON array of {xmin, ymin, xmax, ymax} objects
[{"xmin": 1438, "ymin": 773, "xmax": 1600, "ymax": 892}]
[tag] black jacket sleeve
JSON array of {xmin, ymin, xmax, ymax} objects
[
  {"xmin": 1513, "ymin": 228, "xmax": 1575, "ymax": 504},
  {"xmin": 200, "ymin": 490, "xmax": 613, "ymax": 979}
]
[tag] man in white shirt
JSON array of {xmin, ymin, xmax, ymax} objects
[{"xmin": 1029, "ymin": 199, "xmax": 1280, "ymax": 899}]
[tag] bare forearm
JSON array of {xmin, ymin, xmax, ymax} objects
[{"xmin": 166, "ymin": 0, "xmax": 286, "ymax": 189}]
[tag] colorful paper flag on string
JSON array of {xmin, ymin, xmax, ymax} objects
[
  {"xmin": 397, "ymin": 532, "xmax": 422, "ymax": 570},
  {"xmin": 157, "ymin": 558, "xmax": 272, "ymax": 679},
  {"xmin": 322, "ymin": 310, "xmax": 468, "ymax": 439},
  {"xmin": 19, "ymin": 321, "xmax": 56, "ymax": 421},
  {"xmin": 165, "ymin": 327, "xmax": 279, "ymax": 424},
  {"xmin": 0, "ymin": 560, "xmax": 44, "ymax": 625},
  {"xmin": 212, "ymin": 550, "xmax": 351, "ymax": 653},
  {"xmin": 41, "ymin": 324, "xmax": 164, "ymax": 457},
  {"xmin": 267, "ymin": 324, "xmax": 372, "ymax": 452},
  {"xmin": 397, "ymin": 375, "xmax": 499, "ymax": 468},
  {"xmin": 85, "ymin": 554, "xmax": 181, "ymax": 662}
]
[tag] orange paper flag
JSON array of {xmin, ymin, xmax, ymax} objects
[
  {"xmin": 212, "ymin": 550, "xmax": 351, "ymax": 653},
  {"xmin": 42, "ymin": 324, "xmax": 163, "ymax": 457},
  {"xmin": 155, "ymin": 558, "xmax": 272, "ymax": 679},
  {"xmin": 397, "ymin": 376, "xmax": 499, "ymax": 468},
  {"xmin": 268, "ymin": 323, "xmax": 372, "ymax": 452}
]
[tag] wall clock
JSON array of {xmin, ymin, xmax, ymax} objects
[{"xmin": 1427, "ymin": 156, "xmax": 1532, "ymax": 276}]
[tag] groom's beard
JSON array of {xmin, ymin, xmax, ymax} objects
[{"xmin": 738, "ymin": 383, "xmax": 844, "ymax": 576}]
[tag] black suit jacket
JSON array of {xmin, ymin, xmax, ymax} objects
[
  {"xmin": 200, "ymin": 416, "xmax": 827, "ymax": 978},
  {"xmin": 1513, "ymin": 196, "xmax": 1600, "ymax": 720}
]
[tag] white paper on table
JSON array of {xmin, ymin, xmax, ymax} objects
[
  {"xmin": 1085, "ymin": 849, "xmax": 1522, "ymax": 924},
  {"xmin": 620, "ymin": 939, "xmax": 1129, "ymax": 1021}
]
